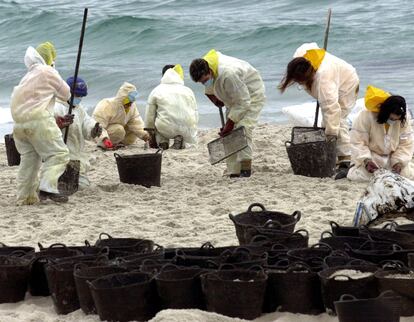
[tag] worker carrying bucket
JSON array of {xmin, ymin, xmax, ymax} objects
[
  {"xmin": 279, "ymin": 9, "xmax": 360, "ymax": 179},
  {"xmin": 189, "ymin": 49, "xmax": 266, "ymax": 178}
]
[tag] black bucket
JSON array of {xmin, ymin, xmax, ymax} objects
[
  {"xmin": 45, "ymin": 255, "xmax": 108, "ymax": 314},
  {"xmin": 409, "ymin": 253, "xmax": 414, "ymax": 268},
  {"xmin": 319, "ymin": 231, "xmax": 369, "ymax": 250},
  {"xmin": 0, "ymin": 256, "xmax": 31, "ymax": 303},
  {"xmin": 94, "ymin": 232, "xmax": 154, "ymax": 253},
  {"xmin": 201, "ymin": 268, "xmax": 267, "ymax": 320},
  {"xmin": 39, "ymin": 241, "xmax": 106, "ymax": 256},
  {"xmin": 346, "ymin": 241, "xmax": 406, "ymax": 264},
  {"xmin": 375, "ymin": 267, "xmax": 414, "ymax": 316},
  {"xmin": 89, "ymin": 271, "xmax": 158, "ymax": 322},
  {"xmin": 359, "ymin": 225, "xmax": 414, "ymax": 249},
  {"xmin": 164, "ymin": 242, "xmax": 237, "ymax": 260},
  {"xmin": 285, "ymin": 127, "xmax": 337, "ymax": 178},
  {"xmin": 334, "ymin": 291, "xmax": 401, "ymax": 322},
  {"xmin": 74, "ymin": 264, "xmax": 128, "ymax": 315},
  {"xmin": 114, "ymin": 150, "xmax": 162, "ymax": 187},
  {"xmin": 140, "ymin": 259, "xmax": 173, "ymax": 274},
  {"xmin": 330, "ymin": 221, "xmax": 360, "ymax": 237},
  {"xmin": 229, "ymin": 203, "xmax": 301, "ymax": 245},
  {"xmin": 0, "ymin": 242, "xmax": 35, "ymax": 256},
  {"xmin": 155, "ymin": 264, "xmax": 205, "ymax": 309},
  {"xmin": 265, "ymin": 262, "xmax": 324, "ymax": 314},
  {"xmin": 26, "ymin": 245, "xmax": 82, "ymax": 296},
  {"xmin": 318, "ymin": 264, "xmax": 379, "ymax": 314},
  {"xmin": 57, "ymin": 160, "xmax": 80, "ymax": 196},
  {"xmin": 5, "ymin": 134, "xmax": 20, "ymax": 166}
]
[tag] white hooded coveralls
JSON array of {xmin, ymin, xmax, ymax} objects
[
  {"xmin": 93, "ymin": 82, "xmax": 147, "ymax": 145},
  {"xmin": 54, "ymin": 100, "xmax": 97, "ymax": 189},
  {"xmin": 145, "ymin": 68, "xmax": 198, "ymax": 147},
  {"xmin": 347, "ymin": 109, "xmax": 414, "ymax": 181},
  {"xmin": 11, "ymin": 46, "xmax": 71, "ymax": 205},
  {"xmin": 294, "ymin": 43, "xmax": 360, "ymax": 157},
  {"xmin": 205, "ymin": 51, "xmax": 266, "ymax": 174}
]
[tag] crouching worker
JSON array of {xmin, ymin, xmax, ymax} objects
[
  {"xmin": 93, "ymin": 82, "xmax": 150, "ymax": 149},
  {"xmin": 347, "ymin": 85, "xmax": 414, "ymax": 181},
  {"xmin": 145, "ymin": 64, "xmax": 198, "ymax": 150},
  {"xmin": 11, "ymin": 42, "xmax": 71, "ymax": 204},
  {"xmin": 189, "ymin": 49, "xmax": 266, "ymax": 177},
  {"xmin": 54, "ymin": 76, "xmax": 103, "ymax": 189}
]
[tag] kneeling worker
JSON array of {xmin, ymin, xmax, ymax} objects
[
  {"xmin": 93, "ymin": 82, "xmax": 150, "ymax": 149},
  {"xmin": 347, "ymin": 85, "xmax": 414, "ymax": 181}
]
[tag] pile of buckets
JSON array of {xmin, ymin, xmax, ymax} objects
[{"xmin": 0, "ymin": 204, "xmax": 414, "ymax": 321}]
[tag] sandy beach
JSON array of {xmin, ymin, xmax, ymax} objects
[{"xmin": 0, "ymin": 123, "xmax": 412, "ymax": 322}]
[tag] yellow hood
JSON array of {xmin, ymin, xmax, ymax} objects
[
  {"xmin": 36, "ymin": 41, "xmax": 56, "ymax": 66},
  {"xmin": 365, "ymin": 85, "xmax": 391, "ymax": 112},
  {"xmin": 203, "ymin": 49, "xmax": 219, "ymax": 78},
  {"xmin": 303, "ymin": 48, "xmax": 326, "ymax": 70},
  {"xmin": 173, "ymin": 64, "xmax": 184, "ymax": 80}
]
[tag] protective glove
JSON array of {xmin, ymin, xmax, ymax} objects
[
  {"xmin": 219, "ymin": 119, "xmax": 235, "ymax": 137},
  {"xmin": 392, "ymin": 162, "xmax": 402, "ymax": 174},
  {"xmin": 56, "ymin": 114, "xmax": 74, "ymax": 129},
  {"xmin": 205, "ymin": 94, "xmax": 224, "ymax": 108},
  {"xmin": 102, "ymin": 138, "xmax": 113, "ymax": 149},
  {"xmin": 91, "ymin": 122, "xmax": 103, "ymax": 138},
  {"xmin": 364, "ymin": 159, "xmax": 379, "ymax": 173},
  {"xmin": 326, "ymin": 135, "xmax": 337, "ymax": 142}
]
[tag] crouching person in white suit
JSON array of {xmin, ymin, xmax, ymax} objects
[
  {"xmin": 347, "ymin": 85, "xmax": 414, "ymax": 182},
  {"xmin": 145, "ymin": 64, "xmax": 198, "ymax": 150}
]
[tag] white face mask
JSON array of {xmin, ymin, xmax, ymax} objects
[
  {"xmin": 204, "ymin": 77, "xmax": 214, "ymax": 87},
  {"xmin": 387, "ymin": 119, "xmax": 397, "ymax": 125}
]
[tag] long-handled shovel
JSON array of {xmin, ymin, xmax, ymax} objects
[
  {"xmin": 206, "ymin": 94, "xmax": 248, "ymax": 165},
  {"xmin": 58, "ymin": 8, "xmax": 88, "ymax": 195}
]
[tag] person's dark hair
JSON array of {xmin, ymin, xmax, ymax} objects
[
  {"xmin": 162, "ymin": 64, "xmax": 175, "ymax": 76},
  {"xmin": 377, "ymin": 95, "xmax": 407, "ymax": 125},
  {"xmin": 278, "ymin": 57, "xmax": 316, "ymax": 93},
  {"xmin": 189, "ymin": 58, "xmax": 210, "ymax": 82}
]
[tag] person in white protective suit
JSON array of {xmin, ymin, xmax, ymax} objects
[
  {"xmin": 54, "ymin": 76, "xmax": 103, "ymax": 189},
  {"xmin": 279, "ymin": 43, "xmax": 360, "ymax": 178},
  {"xmin": 11, "ymin": 41, "xmax": 71, "ymax": 204},
  {"xmin": 93, "ymin": 82, "xmax": 150, "ymax": 150},
  {"xmin": 347, "ymin": 85, "xmax": 414, "ymax": 182},
  {"xmin": 189, "ymin": 49, "xmax": 266, "ymax": 177},
  {"xmin": 145, "ymin": 64, "xmax": 198, "ymax": 150}
]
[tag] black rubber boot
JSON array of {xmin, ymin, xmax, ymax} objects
[
  {"xmin": 39, "ymin": 190, "xmax": 69, "ymax": 203},
  {"xmin": 240, "ymin": 160, "xmax": 252, "ymax": 178},
  {"xmin": 334, "ymin": 161, "xmax": 351, "ymax": 180},
  {"xmin": 171, "ymin": 135, "xmax": 184, "ymax": 149},
  {"xmin": 159, "ymin": 142, "xmax": 169, "ymax": 150}
]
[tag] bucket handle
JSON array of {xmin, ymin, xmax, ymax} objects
[
  {"xmin": 339, "ymin": 293, "xmax": 357, "ymax": 301},
  {"xmin": 159, "ymin": 263, "xmax": 180, "ymax": 273},
  {"xmin": 0, "ymin": 242, "xmax": 8, "ymax": 247},
  {"xmin": 330, "ymin": 250, "xmax": 349, "ymax": 258},
  {"xmin": 218, "ymin": 263, "xmax": 237, "ymax": 270},
  {"xmin": 294, "ymin": 229, "xmax": 309, "ymax": 238},
  {"xmin": 379, "ymin": 290, "xmax": 399, "ymax": 299},
  {"xmin": 98, "ymin": 232, "xmax": 113, "ymax": 240},
  {"xmin": 291, "ymin": 210, "xmax": 301, "ymax": 222},
  {"xmin": 249, "ymin": 235, "xmax": 271, "ymax": 244},
  {"xmin": 200, "ymin": 242, "xmax": 214, "ymax": 249},
  {"xmin": 286, "ymin": 262, "xmax": 312, "ymax": 273},
  {"xmin": 263, "ymin": 220, "xmax": 283, "ymax": 229},
  {"xmin": 205, "ymin": 260, "xmax": 219, "ymax": 269},
  {"xmin": 285, "ymin": 141, "xmax": 292, "ymax": 148},
  {"xmin": 346, "ymin": 259, "xmax": 368, "ymax": 267},
  {"xmin": 84, "ymin": 240, "xmax": 92, "ymax": 247},
  {"xmin": 379, "ymin": 260, "xmax": 407, "ymax": 271},
  {"xmin": 113, "ymin": 153, "xmax": 122, "ymax": 159},
  {"xmin": 329, "ymin": 221, "xmax": 340, "ymax": 231},
  {"xmin": 320, "ymin": 231, "xmax": 334, "ymax": 239},
  {"xmin": 46, "ymin": 243, "xmax": 68, "ymax": 249},
  {"xmin": 155, "ymin": 148, "xmax": 163, "ymax": 154},
  {"xmin": 74, "ymin": 262, "xmax": 89, "ymax": 271},
  {"xmin": 270, "ymin": 243, "xmax": 288, "ymax": 251},
  {"xmin": 98, "ymin": 247, "xmax": 110, "ymax": 256},
  {"xmin": 273, "ymin": 258, "xmax": 290, "ymax": 268},
  {"xmin": 247, "ymin": 203, "xmax": 266, "ymax": 213},
  {"xmin": 382, "ymin": 221, "xmax": 398, "ymax": 230},
  {"xmin": 311, "ymin": 242, "xmax": 332, "ymax": 251},
  {"xmin": 228, "ymin": 213, "xmax": 237, "ymax": 224},
  {"xmin": 9, "ymin": 250, "xmax": 27, "ymax": 257}
]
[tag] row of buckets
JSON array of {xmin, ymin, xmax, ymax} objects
[
  {"xmin": 5, "ymin": 134, "xmax": 163, "ymax": 188},
  {"xmin": 0, "ymin": 204, "xmax": 413, "ymax": 321}
]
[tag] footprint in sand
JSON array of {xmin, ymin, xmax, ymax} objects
[{"xmin": 98, "ymin": 184, "xmax": 120, "ymax": 192}]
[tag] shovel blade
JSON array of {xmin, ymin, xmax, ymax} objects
[{"xmin": 207, "ymin": 126, "xmax": 248, "ymax": 165}]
